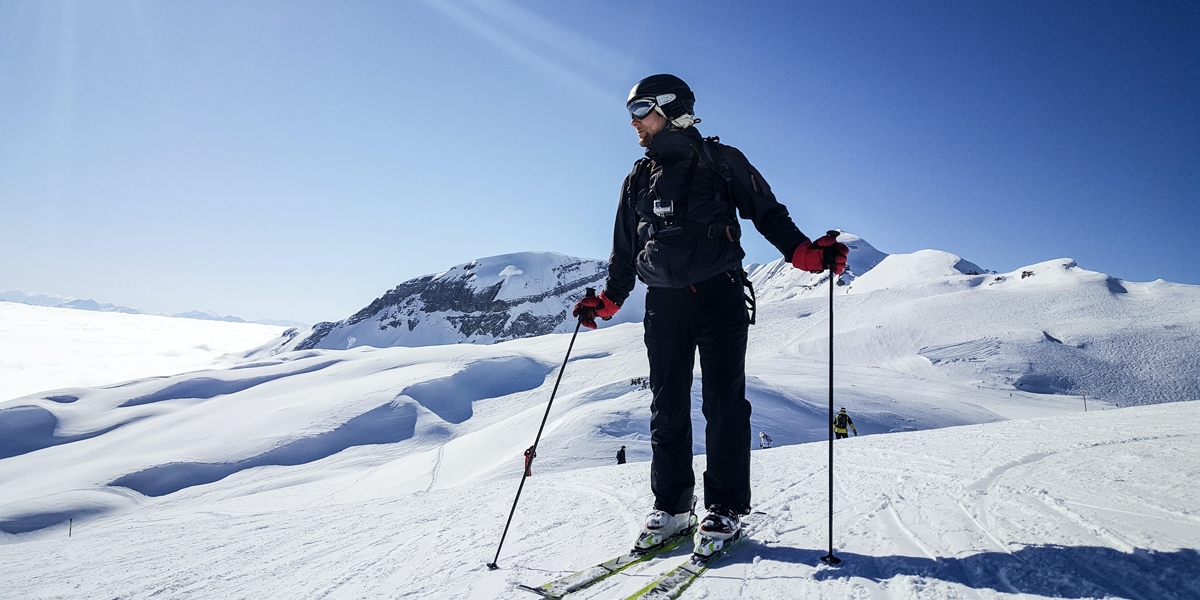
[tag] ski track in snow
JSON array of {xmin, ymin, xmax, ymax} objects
[{"xmin": 2, "ymin": 404, "xmax": 1198, "ymax": 599}]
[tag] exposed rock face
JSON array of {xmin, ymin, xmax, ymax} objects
[{"xmin": 291, "ymin": 252, "xmax": 612, "ymax": 351}]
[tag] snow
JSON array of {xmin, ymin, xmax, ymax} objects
[
  {"xmin": 1, "ymin": 242, "xmax": 1198, "ymax": 599},
  {"xmin": 0, "ymin": 301, "xmax": 286, "ymax": 403}
]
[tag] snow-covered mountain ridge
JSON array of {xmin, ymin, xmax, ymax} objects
[
  {"xmin": 266, "ymin": 252, "xmax": 646, "ymax": 353},
  {"xmin": 250, "ymin": 234, "xmax": 1199, "ymax": 408},
  {"xmin": 256, "ymin": 235, "xmax": 951, "ymax": 354}
]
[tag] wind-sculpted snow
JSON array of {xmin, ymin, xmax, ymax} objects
[
  {"xmin": 0, "ymin": 506, "xmax": 110, "ymax": 535},
  {"xmin": 0, "ymin": 405, "xmax": 142, "ymax": 460},
  {"xmin": 2, "ymin": 400, "xmax": 1198, "ymax": 598},
  {"xmin": 400, "ymin": 357, "xmax": 553, "ymax": 424},
  {"xmin": 109, "ymin": 400, "xmax": 419, "ymax": 497},
  {"xmin": 119, "ymin": 360, "xmax": 339, "ymax": 406}
]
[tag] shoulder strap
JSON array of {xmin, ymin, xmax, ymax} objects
[
  {"xmin": 701, "ymin": 137, "xmax": 735, "ymax": 186},
  {"xmin": 625, "ymin": 158, "xmax": 649, "ymax": 210},
  {"xmin": 673, "ymin": 151, "xmax": 700, "ymax": 219}
]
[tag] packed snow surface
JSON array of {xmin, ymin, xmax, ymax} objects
[
  {"xmin": 2, "ymin": 239, "xmax": 1198, "ymax": 598},
  {"xmin": 1, "ymin": 398, "xmax": 1197, "ymax": 599}
]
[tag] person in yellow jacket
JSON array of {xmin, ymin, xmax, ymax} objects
[{"xmin": 833, "ymin": 408, "xmax": 857, "ymax": 439}]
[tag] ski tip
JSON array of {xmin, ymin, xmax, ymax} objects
[{"xmin": 516, "ymin": 584, "xmax": 556, "ymax": 597}]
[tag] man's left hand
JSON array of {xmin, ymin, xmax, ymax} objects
[{"xmin": 792, "ymin": 235, "xmax": 849, "ymax": 274}]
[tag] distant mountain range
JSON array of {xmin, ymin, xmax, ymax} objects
[
  {"xmin": 0, "ymin": 291, "xmax": 304, "ymax": 327},
  {"xmin": 244, "ymin": 232, "xmax": 1199, "ymax": 408},
  {"xmin": 250, "ymin": 234, "xmax": 968, "ymax": 356}
]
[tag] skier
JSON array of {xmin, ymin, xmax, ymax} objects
[
  {"xmin": 759, "ymin": 431, "xmax": 772, "ymax": 449},
  {"xmin": 833, "ymin": 408, "xmax": 857, "ymax": 439},
  {"xmin": 523, "ymin": 446, "xmax": 536, "ymax": 476},
  {"xmin": 617, "ymin": 445, "xmax": 627, "ymax": 465},
  {"xmin": 573, "ymin": 74, "xmax": 848, "ymax": 554}
]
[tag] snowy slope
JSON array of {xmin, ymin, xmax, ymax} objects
[
  {"xmin": 2, "ymin": 237, "xmax": 1199, "ymax": 599},
  {"xmin": 3, "ymin": 240, "xmax": 1198, "ymax": 536},
  {"xmin": 1, "ymin": 400, "xmax": 1196, "ymax": 599}
]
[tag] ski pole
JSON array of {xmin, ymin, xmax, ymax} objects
[
  {"xmin": 486, "ymin": 288, "xmax": 593, "ymax": 570},
  {"xmin": 819, "ymin": 231, "xmax": 842, "ymax": 566}
]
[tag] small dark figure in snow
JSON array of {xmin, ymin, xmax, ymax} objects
[
  {"xmin": 617, "ymin": 445, "xmax": 627, "ymax": 464},
  {"xmin": 523, "ymin": 446, "xmax": 536, "ymax": 477},
  {"xmin": 759, "ymin": 431, "xmax": 773, "ymax": 449},
  {"xmin": 833, "ymin": 408, "xmax": 857, "ymax": 439}
]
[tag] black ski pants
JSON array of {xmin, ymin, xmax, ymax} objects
[{"xmin": 645, "ymin": 270, "xmax": 751, "ymax": 515}]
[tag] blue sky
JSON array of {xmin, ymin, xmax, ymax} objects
[{"xmin": 1, "ymin": 1, "xmax": 1196, "ymax": 324}]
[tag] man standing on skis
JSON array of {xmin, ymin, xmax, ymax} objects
[{"xmin": 573, "ymin": 74, "xmax": 848, "ymax": 556}]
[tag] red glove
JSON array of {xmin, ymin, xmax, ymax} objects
[
  {"xmin": 572, "ymin": 290, "xmax": 621, "ymax": 329},
  {"xmin": 791, "ymin": 235, "xmax": 849, "ymax": 274}
]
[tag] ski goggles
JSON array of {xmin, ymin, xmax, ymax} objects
[{"xmin": 627, "ymin": 93, "xmax": 676, "ymax": 120}]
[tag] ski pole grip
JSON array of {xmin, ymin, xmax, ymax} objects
[
  {"xmin": 823, "ymin": 231, "xmax": 841, "ymax": 271},
  {"xmin": 585, "ymin": 287, "xmax": 596, "ymax": 298}
]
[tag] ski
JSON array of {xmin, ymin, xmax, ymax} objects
[
  {"xmin": 622, "ymin": 513, "xmax": 761, "ymax": 600},
  {"xmin": 620, "ymin": 531, "xmax": 743, "ymax": 600},
  {"xmin": 518, "ymin": 527, "xmax": 696, "ymax": 598}
]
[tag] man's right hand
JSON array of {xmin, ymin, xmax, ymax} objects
[
  {"xmin": 572, "ymin": 290, "xmax": 620, "ymax": 329},
  {"xmin": 791, "ymin": 235, "xmax": 848, "ymax": 274}
]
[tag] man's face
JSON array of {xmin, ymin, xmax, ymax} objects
[{"xmin": 632, "ymin": 109, "xmax": 667, "ymax": 147}]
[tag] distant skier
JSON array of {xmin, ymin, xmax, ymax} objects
[
  {"xmin": 617, "ymin": 445, "xmax": 627, "ymax": 465},
  {"xmin": 523, "ymin": 446, "xmax": 536, "ymax": 476},
  {"xmin": 572, "ymin": 73, "xmax": 848, "ymax": 555},
  {"xmin": 833, "ymin": 408, "xmax": 857, "ymax": 439},
  {"xmin": 758, "ymin": 431, "xmax": 773, "ymax": 449}
]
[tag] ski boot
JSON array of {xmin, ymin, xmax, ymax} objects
[
  {"xmin": 694, "ymin": 505, "xmax": 742, "ymax": 560},
  {"xmin": 633, "ymin": 496, "xmax": 697, "ymax": 554}
]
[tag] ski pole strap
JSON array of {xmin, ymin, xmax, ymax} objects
[{"xmin": 740, "ymin": 268, "xmax": 757, "ymax": 325}]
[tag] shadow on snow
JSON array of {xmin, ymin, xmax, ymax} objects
[
  {"xmin": 0, "ymin": 405, "xmax": 145, "ymax": 460},
  {"xmin": 120, "ymin": 360, "xmax": 340, "ymax": 407},
  {"xmin": 400, "ymin": 356, "xmax": 552, "ymax": 424},
  {"xmin": 109, "ymin": 401, "xmax": 418, "ymax": 498},
  {"xmin": 746, "ymin": 543, "xmax": 1199, "ymax": 600}
]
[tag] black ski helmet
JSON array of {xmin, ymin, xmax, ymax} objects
[{"xmin": 627, "ymin": 74, "xmax": 695, "ymax": 121}]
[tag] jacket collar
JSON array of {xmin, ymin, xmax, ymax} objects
[{"xmin": 645, "ymin": 127, "xmax": 703, "ymax": 162}]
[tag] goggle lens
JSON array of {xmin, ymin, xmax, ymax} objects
[{"xmin": 628, "ymin": 99, "xmax": 656, "ymax": 119}]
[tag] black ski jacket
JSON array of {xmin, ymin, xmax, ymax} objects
[{"xmin": 604, "ymin": 127, "xmax": 807, "ymax": 305}]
